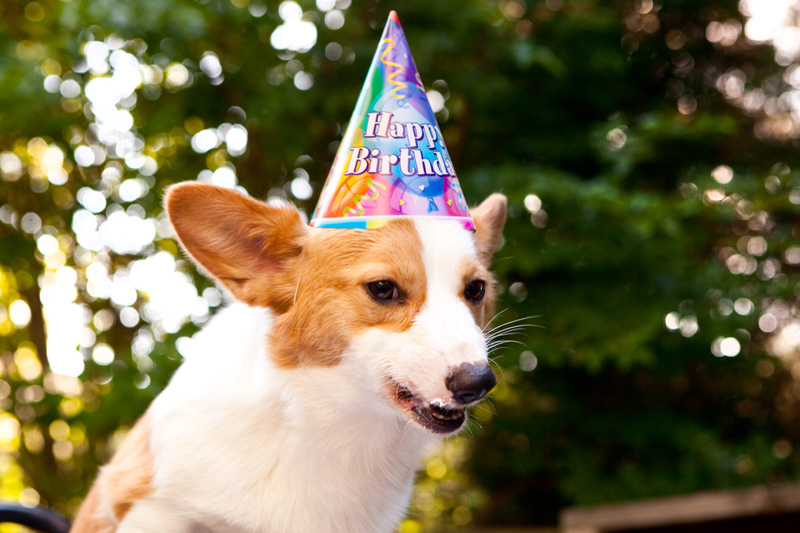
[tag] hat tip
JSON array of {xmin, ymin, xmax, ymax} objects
[{"xmin": 388, "ymin": 10, "xmax": 400, "ymax": 22}]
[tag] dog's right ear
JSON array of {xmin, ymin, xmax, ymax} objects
[
  {"xmin": 165, "ymin": 182, "xmax": 308, "ymax": 311},
  {"xmin": 471, "ymin": 193, "xmax": 507, "ymax": 267}
]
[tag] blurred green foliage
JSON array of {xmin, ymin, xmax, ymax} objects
[{"xmin": 1, "ymin": 0, "xmax": 799, "ymax": 530}]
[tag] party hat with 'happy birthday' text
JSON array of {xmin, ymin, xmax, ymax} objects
[{"xmin": 310, "ymin": 11, "xmax": 474, "ymax": 230}]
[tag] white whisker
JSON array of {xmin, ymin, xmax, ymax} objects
[
  {"xmin": 483, "ymin": 308, "xmax": 510, "ymax": 332},
  {"xmin": 484, "ymin": 315, "xmax": 540, "ymax": 332},
  {"xmin": 292, "ymin": 267, "xmax": 305, "ymax": 306}
]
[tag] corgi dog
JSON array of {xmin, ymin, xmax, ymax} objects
[{"xmin": 70, "ymin": 182, "xmax": 507, "ymax": 533}]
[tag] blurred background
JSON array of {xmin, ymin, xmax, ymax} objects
[{"xmin": 1, "ymin": 0, "xmax": 800, "ymax": 531}]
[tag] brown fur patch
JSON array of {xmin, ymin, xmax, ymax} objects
[
  {"xmin": 70, "ymin": 413, "xmax": 154, "ymax": 533},
  {"xmin": 467, "ymin": 193, "xmax": 507, "ymax": 330},
  {"xmin": 168, "ymin": 183, "xmax": 430, "ymax": 368},
  {"xmin": 269, "ymin": 218, "xmax": 427, "ymax": 367},
  {"xmin": 69, "ymin": 484, "xmax": 112, "ymax": 533},
  {"xmin": 460, "ymin": 258, "xmax": 497, "ymax": 330}
]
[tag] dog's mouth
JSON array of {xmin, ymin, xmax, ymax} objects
[{"xmin": 390, "ymin": 381, "xmax": 466, "ymax": 434}]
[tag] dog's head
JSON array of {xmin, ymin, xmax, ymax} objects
[{"xmin": 166, "ymin": 182, "xmax": 506, "ymax": 435}]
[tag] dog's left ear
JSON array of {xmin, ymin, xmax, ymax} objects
[{"xmin": 471, "ymin": 193, "xmax": 507, "ymax": 266}]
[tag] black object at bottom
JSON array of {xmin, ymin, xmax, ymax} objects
[{"xmin": 0, "ymin": 503, "xmax": 71, "ymax": 533}]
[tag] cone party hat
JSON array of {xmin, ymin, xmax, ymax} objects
[{"xmin": 310, "ymin": 11, "xmax": 475, "ymax": 230}]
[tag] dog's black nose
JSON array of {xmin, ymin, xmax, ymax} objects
[{"xmin": 446, "ymin": 363, "xmax": 497, "ymax": 405}]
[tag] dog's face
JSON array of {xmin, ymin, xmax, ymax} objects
[{"xmin": 166, "ymin": 183, "xmax": 507, "ymax": 435}]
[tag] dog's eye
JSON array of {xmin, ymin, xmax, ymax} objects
[
  {"xmin": 367, "ymin": 280, "xmax": 398, "ymax": 301},
  {"xmin": 464, "ymin": 280, "xmax": 486, "ymax": 303}
]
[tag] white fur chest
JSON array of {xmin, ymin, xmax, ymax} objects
[{"xmin": 144, "ymin": 304, "xmax": 434, "ymax": 533}]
